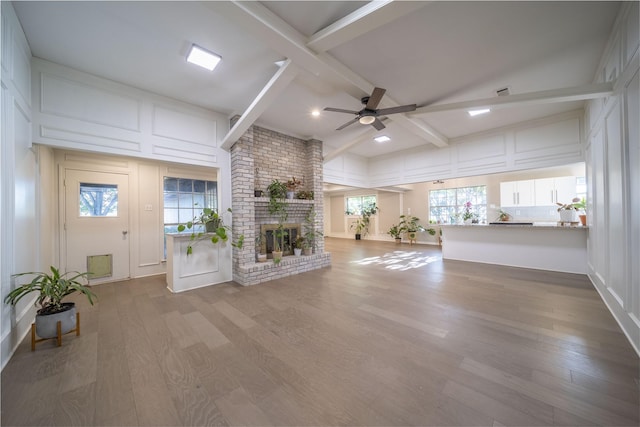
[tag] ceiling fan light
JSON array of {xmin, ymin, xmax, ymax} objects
[
  {"xmin": 374, "ymin": 136, "xmax": 390, "ymax": 143},
  {"xmin": 359, "ymin": 116, "xmax": 376, "ymax": 125},
  {"xmin": 186, "ymin": 44, "xmax": 221, "ymax": 71}
]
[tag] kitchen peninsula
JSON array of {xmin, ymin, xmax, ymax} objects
[{"xmin": 441, "ymin": 223, "xmax": 588, "ymax": 274}]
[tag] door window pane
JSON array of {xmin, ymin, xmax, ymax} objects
[{"xmin": 79, "ymin": 183, "xmax": 118, "ymax": 217}]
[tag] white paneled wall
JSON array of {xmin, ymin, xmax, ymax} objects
[
  {"xmin": 330, "ymin": 109, "xmax": 584, "ymax": 189},
  {"xmin": 31, "ymin": 58, "xmax": 229, "ymax": 169},
  {"xmin": 1, "ymin": 2, "xmax": 37, "ymax": 369},
  {"xmin": 586, "ymin": 2, "xmax": 639, "ymax": 355}
]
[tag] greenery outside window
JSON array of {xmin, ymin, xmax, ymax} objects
[
  {"xmin": 346, "ymin": 195, "xmax": 377, "ymax": 216},
  {"xmin": 429, "ymin": 185, "xmax": 487, "ymax": 223},
  {"xmin": 79, "ymin": 183, "xmax": 118, "ymax": 217},
  {"xmin": 163, "ymin": 177, "xmax": 218, "ymax": 255}
]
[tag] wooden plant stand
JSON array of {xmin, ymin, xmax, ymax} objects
[{"xmin": 31, "ymin": 312, "xmax": 80, "ymax": 351}]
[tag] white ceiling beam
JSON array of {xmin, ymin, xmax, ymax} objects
[
  {"xmin": 222, "ymin": 1, "xmax": 448, "ymax": 149},
  {"xmin": 221, "ymin": 60, "xmax": 299, "ymax": 149},
  {"xmin": 323, "ymin": 130, "xmax": 376, "ymax": 163},
  {"xmin": 411, "ymin": 82, "xmax": 614, "ymax": 115},
  {"xmin": 307, "ymin": 1, "xmax": 428, "ymax": 52}
]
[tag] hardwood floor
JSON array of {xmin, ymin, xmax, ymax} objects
[{"xmin": 2, "ymin": 238, "xmax": 638, "ymax": 426}]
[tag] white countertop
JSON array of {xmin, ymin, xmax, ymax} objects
[{"xmin": 441, "ymin": 222, "xmax": 587, "ymax": 230}]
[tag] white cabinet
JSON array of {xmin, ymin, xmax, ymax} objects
[
  {"xmin": 500, "ymin": 180, "xmax": 535, "ymax": 207},
  {"xmin": 534, "ymin": 176, "xmax": 577, "ymax": 206}
]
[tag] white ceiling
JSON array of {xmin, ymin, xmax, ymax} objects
[{"xmin": 13, "ymin": 1, "xmax": 620, "ymax": 161}]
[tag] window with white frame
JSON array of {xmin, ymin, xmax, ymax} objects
[
  {"xmin": 163, "ymin": 177, "xmax": 218, "ymax": 255},
  {"xmin": 429, "ymin": 185, "xmax": 487, "ymax": 224},
  {"xmin": 345, "ymin": 195, "xmax": 377, "ymax": 215}
]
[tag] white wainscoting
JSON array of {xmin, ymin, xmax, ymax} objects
[{"xmin": 585, "ymin": 2, "xmax": 639, "ymax": 356}]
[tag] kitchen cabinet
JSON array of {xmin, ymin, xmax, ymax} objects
[
  {"xmin": 500, "ymin": 180, "xmax": 535, "ymax": 207},
  {"xmin": 534, "ymin": 176, "xmax": 577, "ymax": 206}
]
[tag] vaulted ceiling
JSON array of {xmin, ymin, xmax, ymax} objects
[{"xmin": 13, "ymin": 1, "xmax": 620, "ymax": 161}]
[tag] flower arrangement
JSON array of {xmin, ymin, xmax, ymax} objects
[
  {"xmin": 462, "ymin": 201, "xmax": 476, "ymax": 221},
  {"xmin": 286, "ymin": 176, "xmax": 302, "ymax": 191}
]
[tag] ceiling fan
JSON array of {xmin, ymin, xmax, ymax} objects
[{"xmin": 324, "ymin": 87, "xmax": 416, "ymax": 131}]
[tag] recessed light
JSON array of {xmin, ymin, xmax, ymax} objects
[
  {"xmin": 374, "ymin": 135, "xmax": 390, "ymax": 143},
  {"xmin": 468, "ymin": 108, "xmax": 490, "ymax": 117},
  {"xmin": 186, "ymin": 44, "xmax": 221, "ymax": 71},
  {"xmin": 311, "ymin": 110, "xmax": 320, "ymax": 117}
]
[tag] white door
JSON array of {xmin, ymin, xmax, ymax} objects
[{"xmin": 64, "ymin": 169, "xmax": 130, "ymax": 283}]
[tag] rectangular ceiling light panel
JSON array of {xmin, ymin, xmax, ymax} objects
[{"xmin": 187, "ymin": 44, "xmax": 221, "ymax": 71}]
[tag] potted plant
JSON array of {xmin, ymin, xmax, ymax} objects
[
  {"xmin": 303, "ymin": 208, "xmax": 323, "ymax": 254},
  {"xmin": 254, "ymin": 167, "xmax": 263, "ymax": 197},
  {"xmin": 349, "ymin": 203, "xmax": 378, "ymax": 240},
  {"xmin": 285, "ymin": 177, "xmax": 302, "ymax": 199},
  {"xmin": 557, "ymin": 197, "xmax": 581, "ymax": 223},
  {"xmin": 267, "ymin": 179, "xmax": 288, "ymax": 200},
  {"xmin": 461, "ymin": 201, "xmax": 477, "ymax": 224},
  {"xmin": 177, "ymin": 207, "xmax": 244, "ymax": 255},
  {"xmin": 497, "ymin": 209, "xmax": 511, "ymax": 222},
  {"xmin": 255, "ymin": 232, "xmax": 267, "ymax": 262},
  {"xmin": 272, "ymin": 225, "xmax": 287, "ymax": 264},
  {"xmin": 388, "ymin": 224, "xmax": 402, "ymax": 243},
  {"xmin": 398, "ymin": 214, "xmax": 424, "ymax": 240},
  {"xmin": 572, "ymin": 197, "xmax": 587, "ymax": 226},
  {"xmin": 293, "ymin": 236, "xmax": 305, "ymax": 256},
  {"xmin": 4, "ymin": 266, "xmax": 97, "ymax": 342},
  {"xmin": 295, "ymin": 190, "xmax": 314, "ymax": 200}
]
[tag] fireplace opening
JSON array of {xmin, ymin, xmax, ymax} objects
[{"xmin": 261, "ymin": 223, "xmax": 301, "ymax": 257}]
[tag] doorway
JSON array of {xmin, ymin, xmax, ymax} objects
[{"xmin": 64, "ymin": 169, "xmax": 130, "ymax": 283}]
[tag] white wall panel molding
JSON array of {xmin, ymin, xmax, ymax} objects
[
  {"xmin": 40, "ymin": 73, "xmax": 141, "ymax": 131},
  {"xmin": 1, "ymin": 1, "xmax": 36, "ymax": 370},
  {"xmin": 585, "ymin": 3, "xmax": 640, "ymax": 356},
  {"xmin": 31, "ymin": 58, "xmax": 228, "ymax": 168},
  {"xmin": 40, "ymin": 126, "xmax": 141, "ymax": 153},
  {"xmin": 330, "ymin": 110, "xmax": 585, "ymax": 189},
  {"xmin": 151, "ymin": 104, "xmax": 217, "ymax": 146}
]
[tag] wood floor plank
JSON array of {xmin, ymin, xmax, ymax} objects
[
  {"xmin": 212, "ymin": 300, "xmax": 258, "ymax": 330},
  {"xmin": 183, "ymin": 310, "xmax": 230, "ymax": 350},
  {"xmin": 214, "ymin": 386, "xmax": 272, "ymax": 426}
]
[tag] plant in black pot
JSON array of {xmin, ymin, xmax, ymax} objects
[
  {"xmin": 4, "ymin": 266, "xmax": 97, "ymax": 345},
  {"xmin": 349, "ymin": 203, "xmax": 378, "ymax": 240}
]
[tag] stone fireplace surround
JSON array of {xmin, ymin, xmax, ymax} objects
[{"xmin": 230, "ymin": 125, "xmax": 331, "ymax": 286}]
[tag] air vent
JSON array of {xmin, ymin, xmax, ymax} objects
[{"xmin": 496, "ymin": 87, "xmax": 511, "ymax": 96}]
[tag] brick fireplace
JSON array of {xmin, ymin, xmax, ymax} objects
[{"xmin": 230, "ymin": 125, "xmax": 331, "ymax": 286}]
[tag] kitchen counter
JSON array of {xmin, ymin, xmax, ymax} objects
[{"xmin": 441, "ymin": 223, "xmax": 588, "ymax": 274}]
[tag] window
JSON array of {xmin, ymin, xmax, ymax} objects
[
  {"xmin": 79, "ymin": 183, "xmax": 118, "ymax": 216},
  {"xmin": 346, "ymin": 195, "xmax": 377, "ymax": 215},
  {"xmin": 429, "ymin": 185, "xmax": 487, "ymax": 224},
  {"xmin": 163, "ymin": 177, "xmax": 218, "ymax": 252}
]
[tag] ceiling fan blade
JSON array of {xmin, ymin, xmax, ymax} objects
[
  {"xmin": 371, "ymin": 118, "xmax": 386, "ymax": 131},
  {"xmin": 336, "ymin": 117, "xmax": 359, "ymax": 131},
  {"xmin": 366, "ymin": 87, "xmax": 386, "ymax": 110},
  {"xmin": 324, "ymin": 107, "xmax": 359, "ymax": 114},
  {"xmin": 376, "ymin": 104, "xmax": 417, "ymax": 115}
]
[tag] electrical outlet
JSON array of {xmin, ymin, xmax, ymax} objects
[
  {"xmin": 407, "ymin": 208, "xmax": 411, "ymax": 215},
  {"xmin": 144, "ymin": 204, "xmax": 153, "ymax": 211}
]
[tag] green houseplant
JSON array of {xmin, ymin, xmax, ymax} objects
[
  {"xmin": 398, "ymin": 215, "xmax": 424, "ymax": 238},
  {"xmin": 177, "ymin": 207, "xmax": 244, "ymax": 255},
  {"xmin": 4, "ymin": 266, "xmax": 97, "ymax": 339},
  {"xmin": 388, "ymin": 224, "xmax": 402, "ymax": 243},
  {"xmin": 303, "ymin": 208, "xmax": 323, "ymax": 254},
  {"xmin": 349, "ymin": 203, "xmax": 378, "ymax": 240}
]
